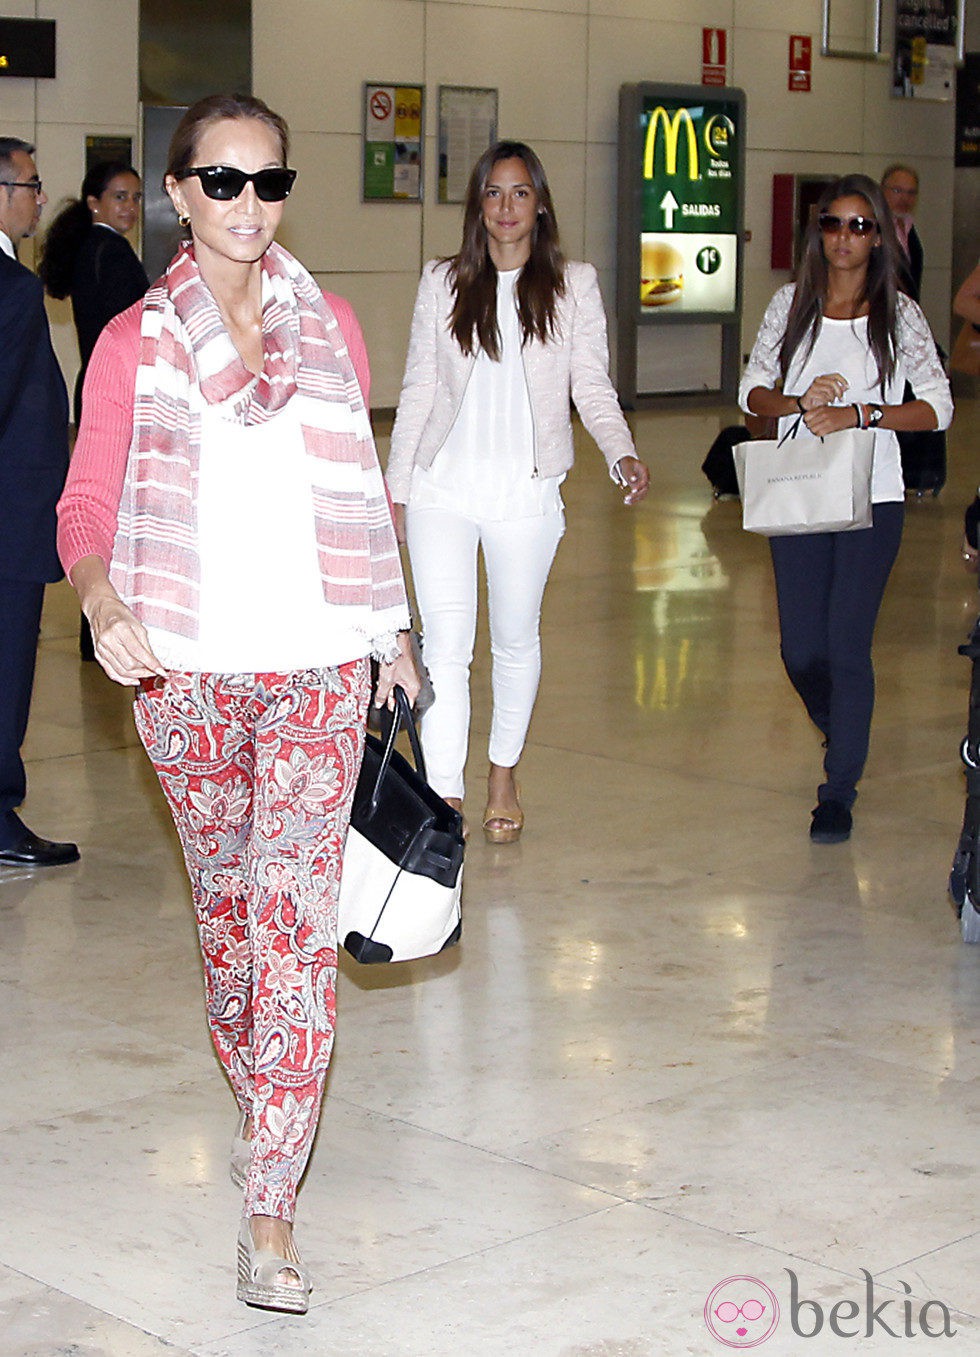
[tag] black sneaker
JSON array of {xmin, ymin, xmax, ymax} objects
[{"xmin": 810, "ymin": 800, "xmax": 852, "ymax": 844}]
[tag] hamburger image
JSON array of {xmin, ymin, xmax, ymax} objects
[{"xmin": 641, "ymin": 239, "xmax": 684, "ymax": 307}]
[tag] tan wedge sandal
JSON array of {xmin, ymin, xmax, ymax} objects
[{"xmin": 236, "ymin": 1217, "xmax": 312, "ymax": 1314}]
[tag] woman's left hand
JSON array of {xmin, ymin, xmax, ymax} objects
[
  {"xmin": 613, "ymin": 456, "xmax": 650, "ymax": 505},
  {"xmin": 375, "ymin": 631, "xmax": 423, "ymax": 709},
  {"xmin": 803, "ymin": 404, "xmax": 861, "ymax": 438}
]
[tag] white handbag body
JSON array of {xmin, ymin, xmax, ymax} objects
[
  {"xmin": 734, "ymin": 425, "xmax": 875, "ymax": 536},
  {"xmin": 338, "ymin": 827, "xmax": 463, "ymax": 964}
]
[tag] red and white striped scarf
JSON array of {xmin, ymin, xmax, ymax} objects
[{"xmin": 110, "ymin": 240, "xmax": 409, "ymax": 657}]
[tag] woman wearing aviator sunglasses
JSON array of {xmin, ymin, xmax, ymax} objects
[
  {"xmin": 740, "ymin": 173, "xmax": 952, "ymax": 844},
  {"xmin": 56, "ymin": 94, "xmax": 419, "ymax": 1313}
]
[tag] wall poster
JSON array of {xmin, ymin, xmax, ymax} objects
[
  {"xmin": 893, "ymin": 0, "xmax": 963, "ymax": 101},
  {"xmin": 363, "ymin": 83, "xmax": 423, "ymax": 201},
  {"xmin": 438, "ymin": 86, "xmax": 498, "ymax": 204},
  {"xmin": 626, "ymin": 86, "xmax": 744, "ymax": 321},
  {"xmin": 616, "ymin": 82, "xmax": 746, "ymax": 402}
]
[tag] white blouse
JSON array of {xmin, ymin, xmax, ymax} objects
[
  {"xmin": 739, "ymin": 286, "xmax": 954, "ymax": 504},
  {"xmin": 408, "ymin": 268, "xmax": 564, "ymax": 521},
  {"xmin": 145, "ymin": 393, "xmax": 372, "ymax": 673}
]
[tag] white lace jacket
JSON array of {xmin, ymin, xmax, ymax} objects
[
  {"xmin": 386, "ymin": 259, "xmax": 636, "ymax": 503},
  {"xmin": 739, "ymin": 284, "xmax": 953, "ymax": 502},
  {"xmin": 739, "ymin": 284, "xmax": 953, "ymax": 427}
]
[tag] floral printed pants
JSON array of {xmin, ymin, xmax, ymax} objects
[{"xmin": 134, "ymin": 661, "xmax": 369, "ymax": 1220}]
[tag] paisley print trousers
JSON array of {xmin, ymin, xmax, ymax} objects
[{"xmin": 134, "ymin": 661, "xmax": 370, "ymax": 1220}]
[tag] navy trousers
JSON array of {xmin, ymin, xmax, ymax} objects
[
  {"xmin": 769, "ymin": 502, "xmax": 904, "ymax": 808},
  {"xmin": 0, "ymin": 578, "xmax": 46, "ymax": 843}
]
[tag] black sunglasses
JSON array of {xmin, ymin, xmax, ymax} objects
[
  {"xmin": 177, "ymin": 165, "xmax": 297, "ymax": 202},
  {"xmin": 818, "ymin": 213, "xmax": 879, "ymax": 238}
]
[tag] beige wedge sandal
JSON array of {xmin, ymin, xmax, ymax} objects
[{"xmin": 236, "ymin": 1217, "xmax": 312, "ymax": 1314}]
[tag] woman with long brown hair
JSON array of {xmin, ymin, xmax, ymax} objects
[
  {"xmin": 740, "ymin": 173, "xmax": 952, "ymax": 842},
  {"xmin": 387, "ymin": 140, "xmax": 648, "ymax": 842},
  {"xmin": 57, "ymin": 93, "xmax": 418, "ymax": 1313}
]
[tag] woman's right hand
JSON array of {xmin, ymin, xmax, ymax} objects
[
  {"xmin": 392, "ymin": 502, "xmax": 407, "ymax": 545},
  {"xmin": 799, "ymin": 373, "xmax": 849, "ymax": 410},
  {"xmin": 86, "ymin": 594, "xmax": 167, "ymax": 687}
]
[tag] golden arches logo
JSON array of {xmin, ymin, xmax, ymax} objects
[{"xmin": 643, "ymin": 106, "xmax": 699, "ymax": 181}]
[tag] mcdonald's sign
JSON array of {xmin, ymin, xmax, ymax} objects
[{"xmin": 643, "ymin": 105, "xmax": 699, "ymax": 181}]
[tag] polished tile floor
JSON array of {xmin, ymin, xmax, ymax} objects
[{"xmin": 3, "ymin": 397, "xmax": 980, "ymax": 1355}]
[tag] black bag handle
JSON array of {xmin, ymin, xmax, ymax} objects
[
  {"xmin": 778, "ymin": 412, "xmax": 804, "ymax": 448},
  {"xmin": 370, "ymin": 685, "xmax": 426, "ymax": 812}
]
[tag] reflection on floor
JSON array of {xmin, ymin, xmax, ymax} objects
[{"xmin": 2, "ymin": 397, "xmax": 980, "ymax": 1355}]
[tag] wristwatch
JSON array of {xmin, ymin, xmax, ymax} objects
[{"xmin": 866, "ymin": 404, "xmax": 884, "ymax": 427}]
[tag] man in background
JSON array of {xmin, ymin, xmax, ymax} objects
[
  {"xmin": 882, "ymin": 162, "xmax": 922, "ymax": 301},
  {"xmin": 881, "ymin": 161, "xmax": 946, "ymax": 496},
  {"xmin": 0, "ymin": 137, "xmax": 78, "ymax": 866}
]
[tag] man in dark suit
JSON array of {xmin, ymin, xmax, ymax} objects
[
  {"xmin": 0, "ymin": 137, "xmax": 78, "ymax": 866},
  {"xmin": 881, "ymin": 162, "xmax": 946, "ymax": 495},
  {"xmin": 882, "ymin": 163, "xmax": 923, "ymax": 301}
]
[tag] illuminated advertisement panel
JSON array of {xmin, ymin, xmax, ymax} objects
[{"xmin": 635, "ymin": 88, "xmax": 742, "ymax": 321}]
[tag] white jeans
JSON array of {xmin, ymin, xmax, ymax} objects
[{"xmin": 405, "ymin": 505, "xmax": 565, "ymax": 798}]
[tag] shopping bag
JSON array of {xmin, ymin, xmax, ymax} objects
[
  {"xmin": 338, "ymin": 686, "xmax": 463, "ymax": 964},
  {"xmin": 733, "ymin": 418, "xmax": 875, "ymax": 536}
]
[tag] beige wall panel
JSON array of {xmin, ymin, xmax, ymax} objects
[
  {"xmin": 592, "ymin": 0, "xmax": 733, "ymax": 22},
  {"xmin": 0, "ymin": 80, "xmax": 40, "ymax": 127},
  {"xmin": 36, "ymin": 0, "xmax": 137, "ymax": 127},
  {"xmin": 440, "ymin": 0, "xmax": 586, "ymax": 11},
  {"xmin": 322, "ymin": 270, "xmax": 431, "ymax": 412},
  {"xmin": 583, "ymin": 140, "xmax": 617, "ymax": 275},
  {"xmin": 585, "ymin": 17, "xmax": 702, "ymax": 145},
  {"xmin": 533, "ymin": 140, "xmax": 587, "ymax": 261},
  {"xmin": 733, "ymin": 31, "xmax": 859, "ymax": 152},
  {"xmin": 859, "ymin": 61, "xmax": 957, "ymax": 163},
  {"xmin": 422, "ymin": 203, "xmax": 466, "ymax": 265},
  {"xmin": 733, "ymin": 0, "xmax": 821, "ymax": 30},
  {"xmin": 425, "ymin": 6, "xmax": 588, "ymax": 144},
  {"xmin": 445, "ymin": 0, "xmax": 583, "ymax": 11},
  {"xmin": 253, "ymin": 0, "xmax": 424, "ymax": 136},
  {"xmin": 0, "ymin": 118, "xmax": 38, "ymax": 149},
  {"xmin": 278, "ymin": 131, "xmax": 422, "ymax": 275}
]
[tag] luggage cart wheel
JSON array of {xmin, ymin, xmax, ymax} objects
[{"xmin": 960, "ymin": 737, "xmax": 980, "ymax": 770}]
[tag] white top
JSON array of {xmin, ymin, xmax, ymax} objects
[
  {"xmin": 740, "ymin": 285, "xmax": 954, "ymax": 504},
  {"xmin": 145, "ymin": 393, "xmax": 372, "ymax": 672},
  {"xmin": 0, "ymin": 230, "xmax": 15, "ymax": 259},
  {"xmin": 409, "ymin": 268, "xmax": 563, "ymax": 521}
]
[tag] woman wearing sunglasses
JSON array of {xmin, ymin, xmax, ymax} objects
[
  {"xmin": 57, "ymin": 94, "xmax": 418, "ymax": 1313},
  {"xmin": 740, "ymin": 173, "xmax": 951, "ymax": 843},
  {"xmin": 387, "ymin": 141, "xmax": 648, "ymax": 844}
]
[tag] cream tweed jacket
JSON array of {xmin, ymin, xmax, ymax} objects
[{"xmin": 386, "ymin": 258, "xmax": 636, "ymax": 503}]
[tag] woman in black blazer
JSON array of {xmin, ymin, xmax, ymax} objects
[
  {"xmin": 40, "ymin": 161, "xmax": 149, "ymax": 657},
  {"xmin": 40, "ymin": 160, "xmax": 149, "ymax": 424}
]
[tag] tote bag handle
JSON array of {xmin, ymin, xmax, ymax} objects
[{"xmin": 370, "ymin": 685, "xmax": 426, "ymax": 812}]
